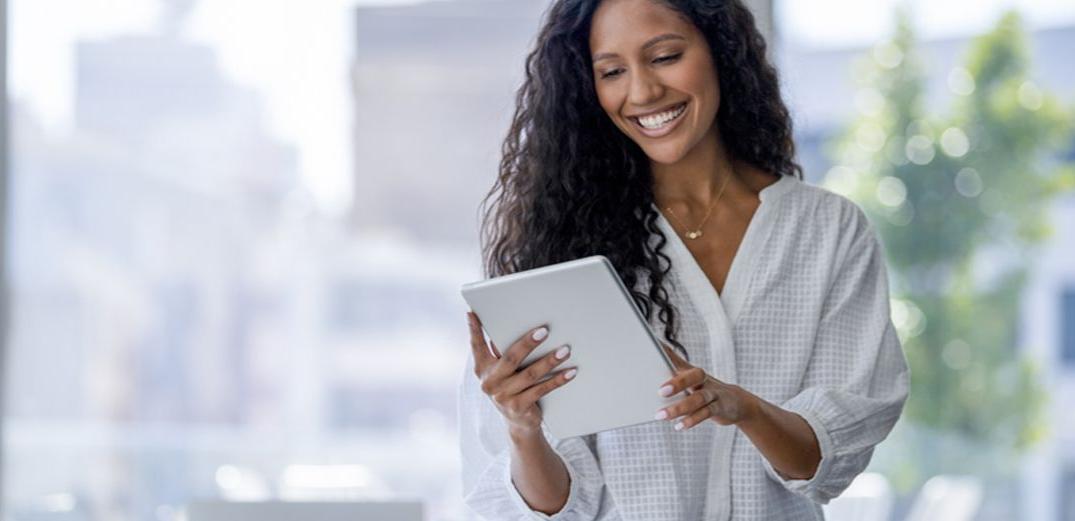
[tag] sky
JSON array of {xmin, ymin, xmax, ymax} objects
[{"xmin": 9, "ymin": 0, "xmax": 1075, "ymax": 216}]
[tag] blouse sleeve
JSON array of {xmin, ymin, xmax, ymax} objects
[
  {"xmin": 758, "ymin": 204, "xmax": 911, "ymax": 504},
  {"xmin": 458, "ymin": 351, "xmax": 608, "ymax": 520}
]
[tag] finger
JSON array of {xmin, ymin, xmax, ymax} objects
[
  {"xmin": 520, "ymin": 366, "xmax": 578, "ymax": 404},
  {"xmin": 655, "ymin": 387, "xmax": 713, "ymax": 421},
  {"xmin": 467, "ymin": 311, "xmax": 496, "ymax": 373},
  {"xmin": 659, "ymin": 367, "xmax": 706, "ymax": 397},
  {"xmin": 674, "ymin": 402, "xmax": 714, "ymax": 431},
  {"xmin": 468, "ymin": 311, "xmax": 502, "ymax": 358},
  {"xmin": 490, "ymin": 324, "xmax": 550, "ymax": 380},
  {"xmin": 502, "ymin": 344, "xmax": 571, "ymax": 395},
  {"xmin": 661, "ymin": 343, "xmax": 691, "ymax": 371}
]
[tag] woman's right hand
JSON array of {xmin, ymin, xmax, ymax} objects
[{"xmin": 467, "ymin": 311, "xmax": 577, "ymax": 435}]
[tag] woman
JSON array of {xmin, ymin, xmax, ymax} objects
[{"xmin": 459, "ymin": 0, "xmax": 910, "ymax": 519}]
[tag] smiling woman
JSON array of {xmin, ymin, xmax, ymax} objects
[
  {"xmin": 460, "ymin": 0, "xmax": 909, "ymax": 520},
  {"xmin": 589, "ymin": 12, "xmax": 718, "ymax": 160}
]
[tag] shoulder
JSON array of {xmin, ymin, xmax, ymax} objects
[
  {"xmin": 780, "ymin": 177, "xmax": 882, "ymax": 266},
  {"xmin": 784, "ymin": 178, "xmax": 875, "ymax": 237},
  {"xmin": 790, "ymin": 179, "xmax": 867, "ymax": 224}
]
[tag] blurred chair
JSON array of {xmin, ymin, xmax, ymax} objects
[
  {"xmin": 823, "ymin": 472, "xmax": 894, "ymax": 521},
  {"xmin": 904, "ymin": 475, "xmax": 983, "ymax": 521},
  {"xmin": 183, "ymin": 500, "xmax": 423, "ymax": 521}
]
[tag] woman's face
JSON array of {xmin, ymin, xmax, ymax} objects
[{"xmin": 588, "ymin": 0, "xmax": 720, "ymax": 165}]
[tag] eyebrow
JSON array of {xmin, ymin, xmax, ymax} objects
[{"xmin": 592, "ymin": 33, "xmax": 686, "ymax": 63}]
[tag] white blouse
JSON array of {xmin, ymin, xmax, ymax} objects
[{"xmin": 458, "ymin": 174, "xmax": 911, "ymax": 520}]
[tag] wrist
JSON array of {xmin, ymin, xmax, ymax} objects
[
  {"xmin": 732, "ymin": 385, "xmax": 764, "ymax": 427},
  {"xmin": 509, "ymin": 423, "xmax": 546, "ymax": 445}
]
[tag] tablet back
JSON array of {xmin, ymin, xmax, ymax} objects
[{"xmin": 461, "ymin": 255, "xmax": 677, "ymax": 439}]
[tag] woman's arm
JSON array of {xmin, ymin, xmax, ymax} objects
[
  {"xmin": 468, "ymin": 311, "xmax": 575, "ymax": 514},
  {"xmin": 459, "ymin": 360, "xmax": 607, "ymax": 521},
  {"xmin": 654, "ymin": 350, "xmax": 820, "ymax": 480},
  {"xmin": 508, "ymin": 425, "xmax": 571, "ymax": 514},
  {"xmin": 734, "ymin": 387, "xmax": 821, "ymax": 480},
  {"xmin": 462, "ymin": 311, "xmax": 607, "ymax": 520}
]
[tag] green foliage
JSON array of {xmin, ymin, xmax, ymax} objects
[{"xmin": 824, "ymin": 9, "xmax": 1074, "ymax": 488}]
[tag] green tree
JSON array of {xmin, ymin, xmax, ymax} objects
[{"xmin": 824, "ymin": 9, "xmax": 1075, "ymax": 489}]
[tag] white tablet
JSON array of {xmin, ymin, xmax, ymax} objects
[{"xmin": 461, "ymin": 255, "xmax": 678, "ymax": 439}]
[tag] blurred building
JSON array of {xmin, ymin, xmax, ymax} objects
[
  {"xmin": 350, "ymin": 0, "xmax": 548, "ymax": 247},
  {"xmin": 8, "ymin": 32, "xmax": 299, "ymax": 422},
  {"xmin": 5, "ymin": 11, "xmax": 303, "ymax": 517}
]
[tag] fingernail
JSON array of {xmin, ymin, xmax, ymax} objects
[
  {"xmin": 555, "ymin": 346, "xmax": 571, "ymax": 359},
  {"xmin": 674, "ymin": 421, "xmax": 684, "ymax": 431},
  {"xmin": 654, "ymin": 410, "xmax": 668, "ymax": 420},
  {"xmin": 659, "ymin": 385, "xmax": 674, "ymax": 397},
  {"xmin": 564, "ymin": 368, "xmax": 578, "ymax": 380},
  {"xmin": 532, "ymin": 327, "xmax": 548, "ymax": 342}
]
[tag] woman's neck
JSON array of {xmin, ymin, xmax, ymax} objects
[{"xmin": 651, "ymin": 126, "xmax": 741, "ymax": 212}]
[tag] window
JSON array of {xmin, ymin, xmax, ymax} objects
[
  {"xmin": 1062, "ymin": 463, "xmax": 1075, "ymax": 521},
  {"xmin": 1063, "ymin": 288, "xmax": 1075, "ymax": 366}
]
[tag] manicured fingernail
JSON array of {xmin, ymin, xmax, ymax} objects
[
  {"xmin": 654, "ymin": 410, "xmax": 668, "ymax": 420},
  {"xmin": 674, "ymin": 421, "xmax": 684, "ymax": 431},
  {"xmin": 555, "ymin": 346, "xmax": 571, "ymax": 359},
  {"xmin": 532, "ymin": 327, "xmax": 548, "ymax": 342},
  {"xmin": 659, "ymin": 385, "xmax": 674, "ymax": 397},
  {"xmin": 564, "ymin": 368, "xmax": 578, "ymax": 380}
]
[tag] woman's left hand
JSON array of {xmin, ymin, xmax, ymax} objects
[{"xmin": 655, "ymin": 344, "xmax": 759, "ymax": 431}]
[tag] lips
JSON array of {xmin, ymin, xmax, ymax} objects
[
  {"xmin": 629, "ymin": 101, "xmax": 687, "ymax": 120},
  {"xmin": 628, "ymin": 101, "xmax": 688, "ymax": 138}
]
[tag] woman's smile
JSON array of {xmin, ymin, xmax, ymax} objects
[
  {"xmin": 629, "ymin": 101, "xmax": 689, "ymax": 138},
  {"xmin": 588, "ymin": 0, "xmax": 721, "ymax": 165}
]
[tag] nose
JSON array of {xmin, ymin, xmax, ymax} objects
[{"xmin": 627, "ymin": 67, "xmax": 664, "ymax": 108}]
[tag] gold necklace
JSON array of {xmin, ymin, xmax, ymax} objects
[{"xmin": 663, "ymin": 169, "xmax": 732, "ymax": 240}]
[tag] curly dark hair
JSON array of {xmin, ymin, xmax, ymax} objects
[{"xmin": 478, "ymin": 0, "xmax": 802, "ymax": 357}]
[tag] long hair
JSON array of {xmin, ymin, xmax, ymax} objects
[{"xmin": 478, "ymin": 0, "xmax": 802, "ymax": 356}]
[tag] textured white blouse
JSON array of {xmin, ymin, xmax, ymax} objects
[{"xmin": 458, "ymin": 174, "xmax": 911, "ymax": 520}]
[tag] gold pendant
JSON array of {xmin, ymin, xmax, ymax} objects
[{"xmin": 686, "ymin": 230, "xmax": 702, "ymax": 239}]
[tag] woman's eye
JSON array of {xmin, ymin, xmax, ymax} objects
[
  {"xmin": 654, "ymin": 53, "xmax": 682, "ymax": 64},
  {"xmin": 598, "ymin": 53, "xmax": 679, "ymax": 80}
]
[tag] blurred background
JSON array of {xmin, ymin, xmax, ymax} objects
[{"xmin": 1, "ymin": 0, "xmax": 1072, "ymax": 520}]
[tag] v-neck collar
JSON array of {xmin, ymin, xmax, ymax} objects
[{"xmin": 650, "ymin": 174, "xmax": 796, "ymax": 328}]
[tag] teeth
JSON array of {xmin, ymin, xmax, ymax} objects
[{"xmin": 638, "ymin": 103, "xmax": 686, "ymax": 129}]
